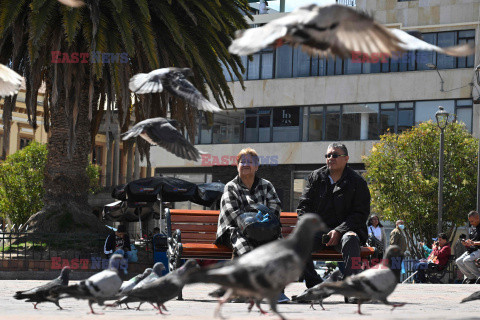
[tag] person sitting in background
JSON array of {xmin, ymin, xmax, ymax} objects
[
  {"xmin": 367, "ymin": 215, "xmax": 387, "ymax": 259},
  {"xmin": 104, "ymin": 224, "xmax": 134, "ymax": 262},
  {"xmin": 414, "ymin": 233, "xmax": 451, "ymax": 283},
  {"xmin": 456, "ymin": 211, "xmax": 480, "ymax": 284}
]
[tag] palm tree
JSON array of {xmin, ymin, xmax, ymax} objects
[{"xmin": 0, "ymin": 0, "xmax": 250, "ymax": 232}]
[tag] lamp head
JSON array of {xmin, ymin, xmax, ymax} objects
[{"xmin": 435, "ymin": 106, "xmax": 455, "ymax": 129}]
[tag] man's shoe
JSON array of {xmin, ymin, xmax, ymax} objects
[
  {"xmin": 345, "ymin": 297, "xmax": 359, "ymax": 304},
  {"xmin": 462, "ymin": 278, "xmax": 476, "ymax": 284},
  {"xmin": 277, "ymin": 293, "xmax": 290, "ymax": 304},
  {"xmin": 208, "ymin": 287, "xmax": 227, "ymax": 298}
]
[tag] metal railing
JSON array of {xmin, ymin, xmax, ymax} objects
[
  {"xmin": 336, "ymin": 0, "xmax": 356, "ymax": 6},
  {"xmin": 0, "ymin": 232, "xmax": 106, "ymax": 261}
]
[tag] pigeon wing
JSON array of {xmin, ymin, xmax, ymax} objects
[
  {"xmin": 163, "ymin": 73, "xmax": 221, "ymax": 113},
  {"xmin": 129, "ymin": 72, "xmax": 164, "ymax": 94},
  {"xmin": 144, "ymin": 121, "xmax": 202, "ymax": 161},
  {"xmin": 228, "ymin": 5, "xmax": 319, "ymax": 55},
  {"xmin": 461, "ymin": 291, "xmax": 480, "ymax": 303},
  {"xmin": 321, "ymin": 6, "xmax": 403, "ymax": 58},
  {"xmin": 86, "ymin": 270, "xmax": 123, "ymax": 300},
  {"xmin": 390, "ymin": 28, "xmax": 475, "ymax": 56},
  {"xmin": 0, "ymin": 64, "xmax": 22, "ymax": 97}
]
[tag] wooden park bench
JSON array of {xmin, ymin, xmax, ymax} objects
[{"xmin": 166, "ymin": 209, "xmax": 375, "ymax": 272}]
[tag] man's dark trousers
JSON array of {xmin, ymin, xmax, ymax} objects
[{"xmin": 303, "ymin": 231, "xmax": 362, "ymax": 288}]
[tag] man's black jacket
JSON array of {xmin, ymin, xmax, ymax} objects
[
  {"xmin": 104, "ymin": 231, "xmax": 131, "ymax": 255},
  {"xmin": 297, "ymin": 166, "xmax": 370, "ymax": 244}
]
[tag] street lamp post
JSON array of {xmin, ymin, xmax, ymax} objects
[{"xmin": 435, "ymin": 106, "xmax": 455, "ymax": 234}]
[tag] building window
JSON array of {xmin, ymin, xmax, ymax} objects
[
  {"xmin": 212, "ymin": 110, "xmax": 244, "ymax": 144},
  {"xmin": 19, "ymin": 138, "xmax": 32, "ymax": 150}
]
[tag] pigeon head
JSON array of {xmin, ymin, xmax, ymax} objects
[
  {"xmin": 152, "ymin": 262, "xmax": 166, "ymax": 276},
  {"xmin": 383, "ymin": 245, "xmax": 404, "ymax": 280},
  {"xmin": 108, "ymin": 254, "xmax": 126, "ymax": 271},
  {"xmin": 177, "ymin": 259, "xmax": 199, "ymax": 276},
  {"xmin": 290, "ymin": 214, "xmax": 326, "ymax": 259},
  {"xmin": 142, "ymin": 268, "xmax": 153, "ymax": 277},
  {"xmin": 60, "ymin": 266, "xmax": 71, "ymax": 284},
  {"xmin": 180, "ymin": 68, "xmax": 193, "ymax": 77}
]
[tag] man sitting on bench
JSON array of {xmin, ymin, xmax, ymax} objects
[{"xmin": 296, "ymin": 143, "xmax": 370, "ymax": 303}]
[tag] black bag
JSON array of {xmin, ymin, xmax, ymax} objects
[
  {"xmin": 111, "ymin": 184, "xmax": 127, "ymax": 201},
  {"xmin": 236, "ymin": 204, "xmax": 281, "ymax": 247},
  {"xmin": 367, "ymin": 226, "xmax": 384, "ymax": 256}
]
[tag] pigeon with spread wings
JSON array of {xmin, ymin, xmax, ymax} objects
[
  {"xmin": 122, "ymin": 117, "xmax": 203, "ymax": 162},
  {"xmin": 229, "ymin": 4, "xmax": 474, "ymax": 59},
  {"xmin": 0, "ymin": 64, "xmax": 22, "ymax": 97},
  {"xmin": 129, "ymin": 67, "xmax": 222, "ymax": 113}
]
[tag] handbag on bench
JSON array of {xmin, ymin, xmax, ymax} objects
[{"xmin": 236, "ymin": 204, "xmax": 281, "ymax": 247}]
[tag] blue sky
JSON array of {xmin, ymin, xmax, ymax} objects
[{"xmin": 267, "ymin": 0, "xmax": 336, "ymax": 12}]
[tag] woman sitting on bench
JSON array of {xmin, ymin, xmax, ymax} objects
[{"xmin": 215, "ymin": 147, "xmax": 282, "ymax": 257}]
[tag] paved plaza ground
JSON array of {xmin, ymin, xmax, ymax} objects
[{"xmin": 1, "ymin": 281, "xmax": 480, "ymax": 320}]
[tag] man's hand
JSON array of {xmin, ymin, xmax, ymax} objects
[
  {"xmin": 326, "ymin": 230, "xmax": 341, "ymax": 247},
  {"xmin": 419, "ymin": 242, "xmax": 424, "ymax": 247}
]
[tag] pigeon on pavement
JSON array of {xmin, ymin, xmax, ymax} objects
[
  {"xmin": 0, "ymin": 64, "xmax": 22, "ymax": 97},
  {"xmin": 185, "ymin": 214, "xmax": 326, "ymax": 320},
  {"xmin": 129, "ymin": 67, "xmax": 222, "ymax": 113},
  {"xmin": 303, "ymin": 245, "xmax": 405, "ymax": 314},
  {"xmin": 120, "ymin": 259, "xmax": 198, "ymax": 314},
  {"xmin": 14, "ymin": 266, "xmax": 71, "ymax": 309},
  {"xmin": 111, "ymin": 262, "xmax": 165, "ymax": 309},
  {"xmin": 461, "ymin": 290, "xmax": 480, "ymax": 303},
  {"xmin": 229, "ymin": 4, "xmax": 474, "ymax": 59},
  {"xmin": 118, "ymin": 267, "xmax": 153, "ymax": 296},
  {"xmin": 292, "ymin": 268, "xmax": 343, "ymax": 309},
  {"xmin": 49, "ymin": 254, "xmax": 125, "ymax": 314},
  {"xmin": 121, "ymin": 117, "xmax": 203, "ymax": 162}
]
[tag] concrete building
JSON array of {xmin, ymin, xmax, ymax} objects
[{"xmin": 147, "ymin": 0, "xmax": 479, "ymax": 213}]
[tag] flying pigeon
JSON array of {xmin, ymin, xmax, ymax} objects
[
  {"xmin": 303, "ymin": 245, "xmax": 405, "ymax": 314},
  {"xmin": 57, "ymin": 0, "xmax": 85, "ymax": 7},
  {"xmin": 0, "ymin": 64, "xmax": 22, "ymax": 97},
  {"xmin": 121, "ymin": 117, "xmax": 203, "ymax": 162},
  {"xmin": 14, "ymin": 266, "xmax": 71, "ymax": 310},
  {"xmin": 119, "ymin": 259, "xmax": 198, "ymax": 314},
  {"xmin": 229, "ymin": 4, "xmax": 474, "ymax": 59},
  {"xmin": 461, "ymin": 291, "xmax": 480, "ymax": 303},
  {"xmin": 292, "ymin": 268, "xmax": 343, "ymax": 309},
  {"xmin": 110, "ymin": 262, "xmax": 165, "ymax": 309},
  {"xmin": 129, "ymin": 67, "xmax": 222, "ymax": 113},
  {"xmin": 185, "ymin": 214, "xmax": 326, "ymax": 320},
  {"xmin": 49, "ymin": 254, "xmax": 125, "ymax": 314}
]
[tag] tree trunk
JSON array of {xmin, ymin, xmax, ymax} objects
[{"xmin": 26, "ymin": 95, "xmax": 105, "ymax": 234}]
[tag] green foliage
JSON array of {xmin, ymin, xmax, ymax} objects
[
  {"xmin": 364, "ymin": 121, "xmax": 478, "ymax": 249},
  {"xmin": 0, "ymin": 142, "xmax": 100, "ymax": 225}
]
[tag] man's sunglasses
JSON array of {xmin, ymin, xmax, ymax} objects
[{"xmin": 325, "ymin": 153, "xmax": 347, "ymax": 159}]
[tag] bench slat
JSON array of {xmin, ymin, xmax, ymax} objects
[
  {"xmin": 171, "ymin": 215, "xmax": 219, "ymax": 223},
  {"xmin": 171, "ymin": 224, "xmax": 218, "ymax": 232}
]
